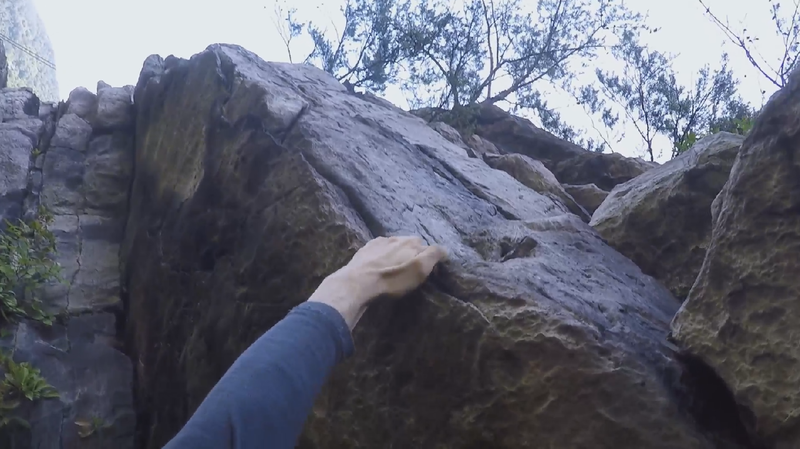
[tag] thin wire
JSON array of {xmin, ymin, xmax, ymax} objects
[{"xmin": 0, "ymin": 32, "xmax": 56, "ymax": 70}]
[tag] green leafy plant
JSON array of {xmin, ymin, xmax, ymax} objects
[
  {"xmin": 2, "ymin": 362, "xmax": 59, "ymax": 401},
  {"xmin": 0, "ymin": 206, "xmax": 61, "ymax": 325},
  {"xmin": 30, "ymin": 148, "xmax": 41, "ymax": 158},
  {"xmin": 75, "ymin": 415, "xmax": 109, "ymax": 439},
  {"xmin": 0, "ymin": 350, "xmax": 59, "ymax": 430}
]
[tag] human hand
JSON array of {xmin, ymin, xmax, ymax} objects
[{"xmin": 308, "ymin": 236, "xmax": 448, "ymax": 330}]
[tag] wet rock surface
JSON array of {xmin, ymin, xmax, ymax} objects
[
  {"xmin": 591, "ymin": 132, "xmax": 744, "ymax": 300},
  {"xmin": 122, "ymin": 44, "xmax": 738, "ymax": 449},
  {"xmin": 671, "ymin": 70, "xmax": 800, "ymax": 447}
]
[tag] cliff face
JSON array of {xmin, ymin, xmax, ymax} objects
[
  {"xmin": 0, "ymin": 0, "xmax": 59, "ymax": 102},
  {"xmin": 2, "ymin": 42, "xmax": 800, "ymax": 449}
]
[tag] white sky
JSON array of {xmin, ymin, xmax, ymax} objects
[{"xmin": 31, "ymin": 0, "xmax": 787, "ymax": 161}]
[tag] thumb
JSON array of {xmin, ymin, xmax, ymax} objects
[{"xmin": 376, "ymin": 245, "xmax": 448, "ymax": 297}]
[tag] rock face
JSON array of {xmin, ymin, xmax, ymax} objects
[
  {"xmin": 484, "ymin": 153, "xmax": 590, "ymax": 222},
  {"xmin": 591, "ymin": 132, "xmax": 745, "ymax": 300},
  {"xmin": 0, "ymin": 0, "xmax": 59, "ymax": 102},
  {"xmin": 0, "ymin": 85, "xmax": 135, "ymax": 447},
  {"xmin": 474, "ymin": 104, "xmax": 655, "ymax": 190},
  {"xmin": 122, "ymin": 44, "xmax": 747, "ymax": 449},
  {"xmin": 671, "ymin": 69, "xmax": 800, "ymax": 447},
  {"xmin": 564, "ymin": 183, "xmax": 608, "ymax": 215}
]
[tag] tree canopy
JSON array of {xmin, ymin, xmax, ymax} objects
[{"xmin": 272, "ymin": 0, "xmax": 790, "ymax": 160}]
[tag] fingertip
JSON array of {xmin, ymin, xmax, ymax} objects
[
  {"xmin": 417, "ymin": 245, "xmax": 448, "ymax": 272},
  {"xmin": 433, "ymin": 244, "xmax": 448, "ymax": 261}
]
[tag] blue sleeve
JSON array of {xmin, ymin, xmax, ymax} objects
[{"xmin": 163, "ymin": 301, "xmax": 355, "ymax": 449}]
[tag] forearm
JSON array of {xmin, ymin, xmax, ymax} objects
[{"xmin": 163, "ymin": 301, "xmax": 354, "ymax": 449}]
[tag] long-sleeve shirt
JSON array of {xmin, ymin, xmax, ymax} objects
[{"xmin": 163, "ymin": 301, "xmax": 355, "ymax": 449}]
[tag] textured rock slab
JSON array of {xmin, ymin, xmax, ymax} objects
[
  {"xmin": 671, "ymin": 71, "xmax": 800, "ymax": 446},
  {"xmin": 41, "ymin": 115, "xmax": 132, "ymax": 216},
  {"xmin": 94, "ymin": 84, "xmax": 134, "ymax": 132},
  {"xmin": 1, "ymin": 88, "xmax": 40, "ymax": 122},
  {"xmin": 0, "ymin": 122, "xmax": 36, "ymax": 223},
  {"xmin": 591, "ymin": 132, "xmax": 744, "ymax": 300},
  {"xmin": 564, "ymin": 183, "xmax": 608, "ymax": 216},
  {"xmin": 122, "ymin": 44, "xmax": 735, "ymax": 449},
  {"xmin": 484, "ymin": 153, "xmax": 590, "ymax": 221}
]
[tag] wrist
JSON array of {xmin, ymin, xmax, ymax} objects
[{"xmin": 307, "ymin": 269, "xmax": 379, "ymax": 330}]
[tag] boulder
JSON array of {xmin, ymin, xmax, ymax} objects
[
  {"xmin": 564, "ymin": 183, "xmax": 608, "ymax": 215},
  {"xmin": 93, "ymin": 83, "xmax": 134, "ymax": 132},
  {"xmin": 671, "ymin": 69, "xmax": 800, "ymax": 447},
  {"xmin": 475, "ymin": 103, "xmax": 584, "ymax": 167},
  {"xmin": 428, "ymin": 121, "xmax": 466, "ymax": 147},
  {"xmin": 590, "ymin": 132, "xmax": 744, "ymax": 300},
  {"xmin": 122, "ymin": 44, "xmax": 747, "ymax": 449},
  {"xmin": 66, "ymin": 87, "xmax": 98, "ymax": 123},
  {"xmin": 554, "ymin": 152, "xmax": 658, "ymax": 192},
  {"xmin": 484, "ymin": 153, "xmax": 590, "ymax": 222},
  {"xmin": 0, "ymin": 106, "xmax": 37, "ymax": 224},
  {"xmin": 465, "ymin": 133, "xmax": 500, "ymax": 157},
  {"xmin": 474, "ymin": 104, "xmax": 656, "ymax": 190},
  {"xmin": 0, "ymin": 85, "xmax": 136, "ymax": 448},
  {"xmin": 427, "ymin": 121, "xmax": 500, "ymax": 159}
]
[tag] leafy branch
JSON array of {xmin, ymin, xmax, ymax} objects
[{"xmin": 0, "ymin": 206, "xmax": 61, "ymax": 326}]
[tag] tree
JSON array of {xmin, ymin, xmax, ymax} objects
[
  {"xmin": 273, "ymin": 0, "xmax": 409, "ymax": 93},
  {"xmin": 580, "ymin": 29, "xmax": 672, "ymax": 161},
  {"xmin": 660, "ymin": 53, "xmax": 749, "ymax": 157},
  {"xmin": 270, "ymin": 2, "xmax": 303, "ymax": 64},
  {"xmin": 277, "ymin": 0, "xmax": 643, "ymax": 148},
  {"xmin": 580, "ymin": 31, "xmax": 751, "ymax": 160},
  {"xmin": 699, "ymin": 0, "xmax": 800, "ymax": 89}
]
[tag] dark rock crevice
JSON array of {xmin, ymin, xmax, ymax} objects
[{"xmin": 674, "ymin": 351, "xmax": 768, "ymax": 449}]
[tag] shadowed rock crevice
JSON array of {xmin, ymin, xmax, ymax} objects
[{"xmin": 674, "ymin": 352, "xmax": 767, "ymax": 449}]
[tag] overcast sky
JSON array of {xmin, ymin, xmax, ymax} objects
[{"xmin": 30, "ymin": 0, "xmax": 786, "ymax": 161}]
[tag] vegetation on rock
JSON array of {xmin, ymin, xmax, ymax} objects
[
  {"xmin": 0, "ymin": 350, "xmax": 59, "ymax": 429},
  {"xmin": 0, "ymin": 206, "xmax": 60, "ymax": 326}
]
